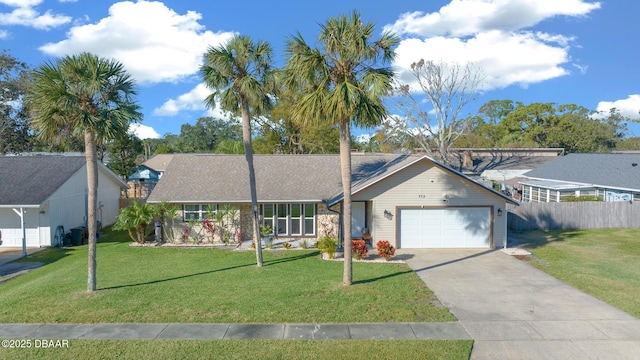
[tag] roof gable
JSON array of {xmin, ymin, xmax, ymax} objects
[
  {"xmin": 330, "ymin": 155, "xmax": 518, "ymax": 206},
  {"xmin": 523, "ymin": 154, "xmax": 640, "ymax": 191}
]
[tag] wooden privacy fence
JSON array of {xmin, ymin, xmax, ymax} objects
[{"xmin": 508, "ymin": 202, "xmax": 640, "ymax": 231}]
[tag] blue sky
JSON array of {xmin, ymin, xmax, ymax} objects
[{"xmin": 1, "ymin": 0, "xmax": 639, "ymax": 139}]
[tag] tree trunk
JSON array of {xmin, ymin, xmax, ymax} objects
[
  {"xmin": 85, "ymin": 129, "xmax": 98, "ymax": 292},
  {"xmin": 241, "ymin": 98, "xmax": 263, "ymax": 267},
  {"xmin": 339, "ymin": 122, "xmax": 352, "ymax": 286}
]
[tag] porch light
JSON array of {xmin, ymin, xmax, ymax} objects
[
  {"xmin": 384, "ymin": 209, "xmax": 393, "ymax": 220},
  {"xmin": 497, "ymin": 208, "xmax": 503, "ymax": 216}
]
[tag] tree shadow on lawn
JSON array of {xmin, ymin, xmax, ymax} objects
[
  {"xmin": 98, "ymin": 251, "xmax": 318, "ymax": 291},
  {"xmin": 510, "ymin": 230, "xmax": 583, "ymax": 250}
]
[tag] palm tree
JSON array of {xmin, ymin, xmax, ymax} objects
[
  {"xmin": 200, "ymin": 35, "xmax": 275, "ymax": 267},
  {"xmin": 27, "ymin": 52, "xmax": 141, "ymax": 291},
  {"xmin": 284, "ymin": 11, "xmax": 398, "ymax": 285}
]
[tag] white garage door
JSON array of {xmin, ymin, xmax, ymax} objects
[{"xmin": 399, "ymin": 208, "xmax": 491, "ymax": 248}]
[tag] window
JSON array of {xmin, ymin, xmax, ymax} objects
[
  {"xmin": 304, "ymin": 204, "xmax": 315, "ymax": 235},
  {"xmin": 183, "ymin": 204, "xmax": 217, "ymax": 221},
  {"xmin": 261, "ymin": 203, "xmax": 316, "ymax": 236},
  {"xmin": 262, "ymin": 204, "xmax": 274, "ymax": 234},
  {"xmin": 277, "ymin": 204, "xmax": 288, "ymax": 235},
  {"xmin": 290, "ymin": 204, "xmax": 302, "ymax": 235}
]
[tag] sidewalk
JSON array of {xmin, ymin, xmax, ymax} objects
[{"xmin": 0, "ymin": 322, "xmax": 471, "ymax": 340}]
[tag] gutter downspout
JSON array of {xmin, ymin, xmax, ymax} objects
[
  {"xmin": 504, "ymin": 207, "xmax": 508, "ymax": 250},
  {"xmin": 12, "ymin": 207, "xmax": 26, "ymax": 257}
]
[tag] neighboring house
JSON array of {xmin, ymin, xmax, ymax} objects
[
  {"xmin": 0, "ymin": 156, "xmax": 128, "ymax": 247},
  {"xmin": 126, "ymin": 164, "xmax": 161, "ymax": 199},
  {"xmin": 142, "ymin": 154, "xmax": 174, "ymax": 177},
  {"xmin": 520, "ymin": 153, "xmax": 640, "ymax": 203},
  {"xmin": 147, "ymin": 153, "xmax": 517, "ymax": 249}
]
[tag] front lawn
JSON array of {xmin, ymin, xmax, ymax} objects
[
  {"xmin": 0, "ymin": 228, "xmax": 454, "ymax": 323},
  {"xmin": 0, "ymin": 340, "xmax": 473, "ymax": 360},
  {"xmin": 514, "ymin": 228, "xmax": 640, "ymax": 318}
]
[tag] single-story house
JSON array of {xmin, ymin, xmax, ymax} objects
[
  {"xmin": 520, "ymin": 153, "xmax": 640, "ymax": 203},
  {"xmin": 147, "ymin": 153, "xmax": 517, "ymax": 249},
  {"xmin": 0, "ymin": 155, "xmax": 128, "ymax": 248}
]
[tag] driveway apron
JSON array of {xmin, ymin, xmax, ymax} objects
[{"xmin": 401, "ymin": 249, "xmax": 640, "ymax": 360}]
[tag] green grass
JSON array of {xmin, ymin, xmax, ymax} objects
[
  {"xmin": 0, "ymin": 228, "xmax": 454, "ymax": 323},
  {"xmin": 0, "ymin": 340, "xmax": 473, "ymax": 360},
  {"xmin": 514, "ymin": 228, "xmax": 640, "ymax": 318}
]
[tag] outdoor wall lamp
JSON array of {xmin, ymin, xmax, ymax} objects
[
  {"xmin": 384, "ymin": 209, "xmax": 393, "ymax": 220},
  {"xmin": 497, "ymin": 208, "xmax": 503, "ymax": 216}
]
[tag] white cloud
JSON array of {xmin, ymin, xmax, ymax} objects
[
  {"xmin": 154, "ymin": 82, "xmax": 233, "ymax": 120},
  {"xmin": 0, "ymin": 0, "xmax": 71, "ymax": 30},
  {"xmin": 129, "ymin": 123, "xmax": 160, "ymax": 139},
  {"xmin": 385, "ymin": 0, "xmax": 601, "ymax": 37},
  {"xmin": 387, "ymin": 0, "xmax": 601, "ymax": 91},
  {"xmin": 154, "ymin": 83, "xmax": 210, "ymax": 116},
  {"xmin": 596, "ymin": 95, "xmax": 640, "ymax": 119},
  {"xmin": 39, "ymin": 1, "xmax": 235, "ymax": 84}
]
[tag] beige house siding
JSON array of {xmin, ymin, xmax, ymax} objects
[{"xmin": 352, "ymin": 160, "xmax": 508, "ymax": 248}]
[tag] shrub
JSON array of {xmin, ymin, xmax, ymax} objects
[
  {"xmin": 376, "ymin": 240, "xmax": 395, "ymax": 261},
  {"xmin": 561, "ymin": 195, "xmax": 603, "ymax": 202},
  {"xmin": 282, "ymin": 242, "xmax": 292, "ymax": 249},
  {"xmin": 352, "ymin": 240, "xmax": 368, "ymax": 259},
  {"xmin": 112, "ymin": 200, "xmax": 154, "ymax": 243},
  {"xmin": 316, "ymin": 236, "xmax": 338, "ymax": 259},
  {"xmin": 299, "ymin": 239, "xmax": 309, "ymax": 249}
]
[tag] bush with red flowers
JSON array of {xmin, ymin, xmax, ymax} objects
[
  {"xmin": 376, "ymin": 240, "xmax": 395, "ymax": 261},
  {"xmin": 352, "ymin": 240, "xmax": 368, "ymax": 259}
]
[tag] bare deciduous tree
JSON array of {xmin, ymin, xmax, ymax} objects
[{"xmin": 389, "ymin": 59, "xmax": 483, "ymax": 165}]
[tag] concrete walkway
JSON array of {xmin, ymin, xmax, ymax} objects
[
  {"xmin": 0, "ymin": 322, "xmax": 470, "ymax": 341},
  {"xmin": 401, "ymin": 249, "xmax": 640, "ymax": 360}
]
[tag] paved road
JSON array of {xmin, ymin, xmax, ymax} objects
[{"xmin": 402, "ymin": 248, "xmax": 640, "ymax": 360}]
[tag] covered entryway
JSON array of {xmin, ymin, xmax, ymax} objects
[{"xmin": 399, "ymin": 207, "xmax": 491, "ymax": 248}]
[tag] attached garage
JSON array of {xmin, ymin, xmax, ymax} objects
[
  {"xmin": 399, "ymin": 207, "xmax": 492, "ymax": 248},
  {"xmin": 334, "ymin": 155, "xmax": 519, "ymax": 249}
]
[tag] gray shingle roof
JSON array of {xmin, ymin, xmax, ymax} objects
[
  {"xmin": 147, "ymin": 153, "xmax": 518, "ymax": 205},
  {"xmin": 147, "ymin": 154, "xmax": 417, "ymax": 203},
  {"xmin": 0, "ymin": 156, "xmax": 86, "ymax": 206},
  {"xmin": 143, "ymin": 154, "xmax": 175, "ymax": 172},
  {"xmin": 523, "ymin": 153, "xmax": 640, "ymax": 191}
]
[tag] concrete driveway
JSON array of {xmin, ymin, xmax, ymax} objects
[{"xmin": 401, "ymin": 249, "xmax": 640, "ymax": 360}]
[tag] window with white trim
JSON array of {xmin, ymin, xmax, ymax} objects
[
  {"xmin": 183, "ymin": 204, "xmax": 217, "ymax": 221},
  {"xmin": 261, "ymin": 203, "xmax": 316, "ymax": 236}
]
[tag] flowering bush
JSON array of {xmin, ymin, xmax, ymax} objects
[
  {"xmin": 352, "ymin": 240, "xmax": 368, "ymax": 259},
  {"xmin": 282, "ymin": 242, "xmax": 292, "ymax": 249},
  {"xmin": 376, "ymin": 240, "xmax": 395, "ymax": 261}
]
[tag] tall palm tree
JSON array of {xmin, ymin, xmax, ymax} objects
[
  {"xmin": 284, "ymin": 11, "xmax": 398, "ymax": 285},
  {"xmin": 200, "ymin": 35, "xmax": 275, "ymax": 267},
  {"xmin": 27, "ymin": 52, "xmax": 141, "ymax": 292}
]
